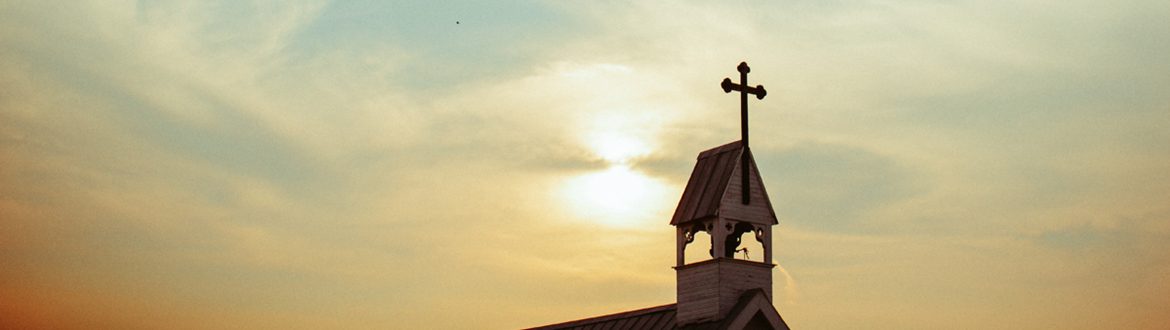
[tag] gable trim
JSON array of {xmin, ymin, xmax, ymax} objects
[{"xmin": 718, "ymin": 289, "xmax": 789, "ymax": 330}]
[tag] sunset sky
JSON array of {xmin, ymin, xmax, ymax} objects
[{"xmin": 2, "ymin": 1, "xmax": 1169, "ymax": 329}]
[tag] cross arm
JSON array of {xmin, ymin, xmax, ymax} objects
[{"xmin": 721, "ymin": 78, "xmax": 767, "ymax": 99}]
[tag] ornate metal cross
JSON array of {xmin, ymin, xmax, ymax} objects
[{"xmin": 721, "ymin": 62, "xmax": 767, "ymax": 205}]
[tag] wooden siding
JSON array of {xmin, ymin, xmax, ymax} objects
[
  {"xmin": 676, "ymin": 259, "xmax": 774, "ymax": 326},
  {"xmin": 719, "ymin": 151, "xmax": 778, "ymax": 225}
]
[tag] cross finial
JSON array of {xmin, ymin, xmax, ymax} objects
[{"xmin": 721, "ymin": 61, "xmax": 767, "ymax": 205}]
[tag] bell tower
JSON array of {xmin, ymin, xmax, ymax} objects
[
  {"xmin": 672, "ymin": 61, "xmax": 778, "ymax": 327},
  {"xmin": 671, "ymin": 141, "xmax": 778, "ymax": 326}
]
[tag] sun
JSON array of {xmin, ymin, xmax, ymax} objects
[
  {"xmin": 558, "ymin": 133, "xmax": 673, "ymax": 227},
  {"xmin": 585, "ymin": 132, "xmax": 650, "ymax": 165},
  {"xmin": 560, "ymin": 165, "xmax": 672, "ymax": 226}
]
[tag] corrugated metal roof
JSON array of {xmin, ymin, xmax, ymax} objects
[
  {"xmin": 525, "ymin": 291, "xmax": 786, "ymax": 330},
  {"xmin": 671, "ymin": 140, "xmax": 782, "ymax": 226},
  {"xmin": 526, "ymin": 304, "xmax": 678, "ymax": 330},
  {"xmin": 671, "ymin": 141, "xmax": 743, "ymax": 225}
]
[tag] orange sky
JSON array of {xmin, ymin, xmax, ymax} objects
[{"xmin": 2, "ymin": 1, "xmax": 1170, "ymax": 329}]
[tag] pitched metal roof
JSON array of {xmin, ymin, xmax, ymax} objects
[
  {"xmin": 670, "ymin": 141, "xmax": 743, "ymax": 225},
  {"xmin": 525, "ymin": 304, "xmax": 678, "ymax": 330},
  {"xmin": 525, "ymin": 304, "xmax": 729, "ymax": 330},
  {"xmin": 670, "ymin": 141, "xmax": 776, "ymax": 226},
  {"xmin": 524, "ymin": 290, "xmax": 786, "ymax": 330}
]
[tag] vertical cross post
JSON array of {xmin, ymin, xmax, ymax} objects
[{"xmin": 721, "ymin": 62, "xmax": 767, "ymax": 205}]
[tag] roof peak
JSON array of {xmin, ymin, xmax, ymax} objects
[
  {"xmin": 670, "ymin": 140, "xmax": 777, "ymax": 226},
  {"xmin": 696, "ymin": 140, "xmax": 744, "ymax": 159}
]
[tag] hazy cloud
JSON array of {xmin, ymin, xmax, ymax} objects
[{"xmin": 2, "ymin": 0, "xmax": 1169, "ymax": 329}]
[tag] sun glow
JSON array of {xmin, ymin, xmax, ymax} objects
[
  {"xmin": 586, "ymin": 132, "xmax": 650, "ymax": 164},
  {"xmin": 559, "ymin": 132, "xmax": 673, "ymax": 227},
  {"xmin": 560, "ymin": 165, "xmax": 672, "ymax": 226}
]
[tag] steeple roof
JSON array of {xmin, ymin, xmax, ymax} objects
[{"xmin": 670, "ymin": 141, "xmax": 777, "ymax": 226}]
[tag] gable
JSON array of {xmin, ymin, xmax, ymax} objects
[
  {"xmin": 719, "ymin": 289, "xmax": 789, "ymax": 330},
  {"xmin": 671, "ymin": 141, "xmax": 778, "ymax": 226},
  {"xmin": 717, "ymin": 151, "xmax": 778, "ymax": 225}
]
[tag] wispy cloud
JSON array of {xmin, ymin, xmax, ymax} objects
[{"xmin": 2, "ymin": 0, "xmax": 1169, "ymax": 329}]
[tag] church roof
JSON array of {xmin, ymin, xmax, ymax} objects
[
  {"xmin": 670, "ymin": 141, "xmax": 777, "ymax": 225},
  {"xmin": 525, "ymin": 290, "xmax": 787, "ymax": 330},
  {"xmin": 523, "ymin": 303, "xmax": 734, "ymax": 330},
  {"xmin": 526, "ymin": 304, "xmax": 677, "ymax": 330}
]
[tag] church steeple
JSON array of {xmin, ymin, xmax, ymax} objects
[
  {"xmin": 671, "ymin": 140, "xmax": 778, "ymax": 326},
  {"xmin": 669, "ymin": 62, "xmax": 779, "ymax": 326}
]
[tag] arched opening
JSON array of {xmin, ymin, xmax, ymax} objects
[
  {"xmin": 729, "ymin": 222, "xmax": 765, "ymax": 263},
  {"xmin": 683, "ymin": 228, "xmax": 713, "ymax": 265}
]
